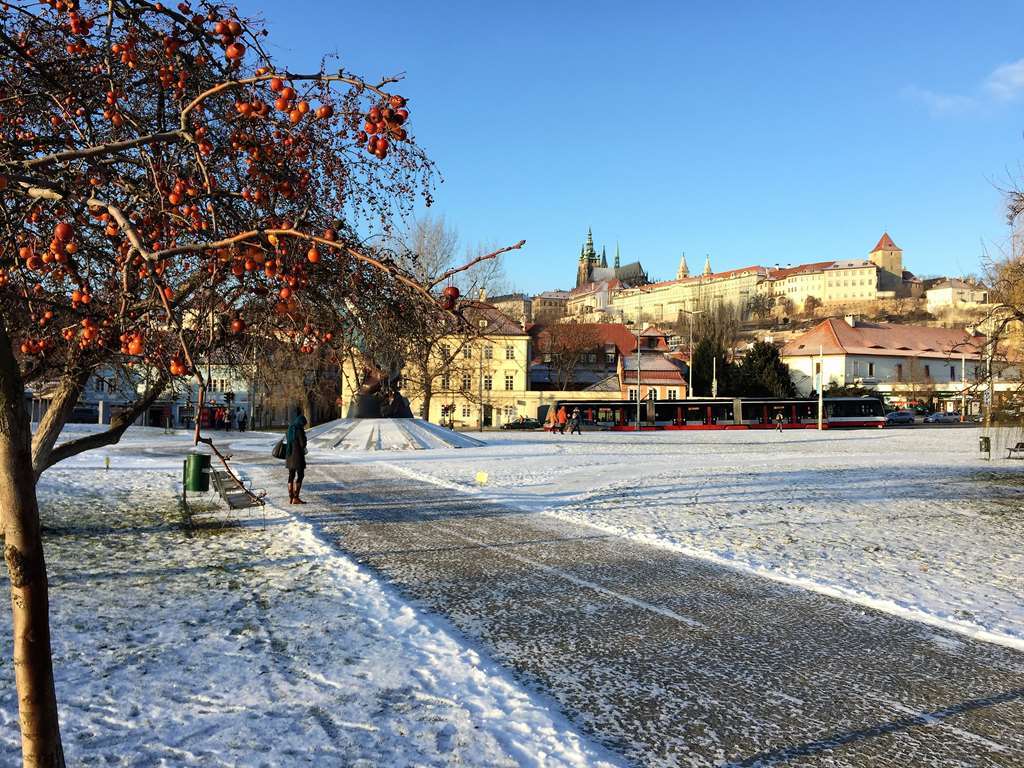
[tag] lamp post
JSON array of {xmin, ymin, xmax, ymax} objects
[
  {"xmin": 635, "ymin": 299, "xmax": 642, "ymax": 431},
  {"xmin": 678, "ymin": 308, "xmax": 704, "ymax": 398}
]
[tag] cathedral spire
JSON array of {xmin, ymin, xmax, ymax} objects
[
  {"xmin": 600, "ymin": 245, "xmax": 607, "ymax": 268},
  {"xmin": 584, "ymin": 228, "xmax": 596, "ymax": 259},
  {"xmin": 703, "ymin": 254, "xmax": 712, "ymax": 277},
  {"xmin": 676, "ymin": 251, "xmax": 689, "ymax": 280},
  {"xmin": 614, "ymin": 242, "xmax": 620, "ymax": 269}
]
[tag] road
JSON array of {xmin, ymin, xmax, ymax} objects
[{"xmin": 288, "ymin": 459, "xmax": 1024, "ymax": 767}]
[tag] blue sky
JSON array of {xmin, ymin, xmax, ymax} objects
[{"xmin": 251, "ymin": 1, "xmax": 1024, "ymax": 293}]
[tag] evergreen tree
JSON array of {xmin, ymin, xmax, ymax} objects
[
  {"xmin": 738, "ymin": 341, "xmax": 796, "ymax": 397},
  {"xmin": 691, "ymin": 338, "xmax": 738, "ymax": 397}
]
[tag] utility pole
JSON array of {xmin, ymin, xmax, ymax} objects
[
  {"xmin": 960, "ymin": 352, "xmax": 966, "ymax": 422},
  {"xmin": 711, "ymin": 356, "xmax": 717, "ymax": 398},
  {"xmin": 635, "ymin": 301, "xmax": 642, "ymax": 431},
  {"xmin": 817, "ymin": 344, "xmax": 824, "ymax": 431}
]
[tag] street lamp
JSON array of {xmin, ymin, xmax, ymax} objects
[{"xmin": 678, "ymin": 308, "xmax": 704, "ymax": 398}]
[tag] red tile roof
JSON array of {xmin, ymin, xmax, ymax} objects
[
  {"xmin": 528, "ymin": 322, "xmax": 638, "ymax": 358},
  {"xmin": 872, "ymin": 232, "xmax": 900, "ymax": 252},
  {"xmin": 781, "ymin": 318, "xmax": 984, "ymax": 359}
]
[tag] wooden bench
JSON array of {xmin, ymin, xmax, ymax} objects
[{"xmin": 1007, "ymin": 442, "xmax": 1024, "ymax": 459}]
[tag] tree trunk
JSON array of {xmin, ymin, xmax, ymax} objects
[
  {"xmin": 420, "ymin": 363, "xmax": 433, "ymax": 421},
  {"xmin": 299, "ymin": 390, "xmax": 314, "ymax": 427},
  {"xmin": 0, "ymin": 318, "xmax": 65, "ymax": 767}
]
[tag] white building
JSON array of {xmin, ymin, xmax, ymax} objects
[
  {"xmin": 925, "ymin": 279, "xmax": 989, "ymax": 314},
  {"xmin": 780, "ymin": 316, "xmax": 991, "ymax": 409}
]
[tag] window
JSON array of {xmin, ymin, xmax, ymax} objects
[
  {"xmin": 950, "ymin": 365, "xmax": 956, "ymax": 381},
  {"xmin": 505, "ymin": 374, "xmax": 515, "ymax": 390},
  {"xmin": 896, "ymin": 363, "xmax": 903, "ymax": 381},
  {"xmin": 441, "ymin": 374, "xmax": 450, "ymax": 390},
  {"xmin": 504, "ymin": 405, "xmax": 515, "ymax": 419},
  {"xmin": 924, "ymin": 365, "xmax": 931, "ymax": 379},
  {"xmin": 461, "ymin": 373, "xmax": 471, "ymax": 391},
  {"xmin": 462, "ymin": 347, "xmax": 472, "ymax": 359},
  {"xmin": 461, "ymin": 405, "xmax": 471, "ymax": 418},
  {"xmin": 94, "ymin": 379, "xmax": 106, "ymax": 393},
  {"xmin": 483, "ymin": 345, "xmax": 493, "ymax": 360},
  {"xmin": 628, "ymin": 388, "xmax": 637, "ymax": 400},
  {"xmin": 586, "ymin": 353, "xmax": 597, "ymax": 363},
  {"xmin": 439, "ymin": 344, "xmax": 450, "ymax": 361},
  {"xmin": 505, "ymin": 345, "xmax": 515, "ymax": 360},
  {"xmin": 666, "ymin": 388, "xmax": 678, "ymax": 400},
  {"xmin": 605, "ymin": 352, "xmax": 616, "ymax": 364},
  {"xmin": 868, "ymin": 363, "xmax": 875, "ymax": 377},
  {"xmin": 483, "ymin": 374, "xmax": 492, "ymax": 390},
  {"xmin": 543, "ymin": 353, "xmax": 551, "ymax": 363}
]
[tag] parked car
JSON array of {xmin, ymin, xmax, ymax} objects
[
  {"xmin": 885, "ymin": 410, "xmax": 916, "ymax": 425},
  {"xmin": 923, "ymin": 411, "xmax": 960, "ymax": 424},
  {"xmin": 502, "ymin": 418, "xmax": 542, "ymax": 430}
]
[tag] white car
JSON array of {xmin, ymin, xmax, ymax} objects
[{"xmin": 923, "ymin": 412, "xmax": 960, "ymax": 424}]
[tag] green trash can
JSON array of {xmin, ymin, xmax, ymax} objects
[{"xmin": 184, "ymin": 452, "xmax": 211, "ymax": 492}]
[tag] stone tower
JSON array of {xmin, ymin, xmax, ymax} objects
[
  {"xmin": 676, "ymin": 252, "xmax": 689, "ymax": 280},
  {"xmin": 869, "ymin": 233, "xmax": 903, "ymax": 293},
  {"xmin": 703, "ymin": 254, "xmax": 712, "ymax": 277}
]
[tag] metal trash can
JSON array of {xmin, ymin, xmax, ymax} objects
[
  {"xmin": 184, "ymin": 452, "xmax": 211, "ymax": 492},
  {"xmin": 979, "ymin": 435, "xmax": 991, "ymax": 459}
]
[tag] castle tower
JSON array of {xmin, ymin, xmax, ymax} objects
[
  {"xmin": 676, "ymin": 252, "xmax": 689, "ymax": 280},
  {"xmin": 703, "ymin": 254, "xmax": 712, "ymax": 277},
  {"xmin": 869, "ymin": 232, "xmax": 903, "ymax": 292}
]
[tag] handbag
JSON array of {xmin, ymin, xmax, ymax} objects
[{"xmin": 272, "ymin": 439, "xmax": 287, "ymax": 460}]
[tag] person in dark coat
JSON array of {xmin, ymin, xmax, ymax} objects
[{"xmin": 286, "ymin": 414, "xmax": 308, "ymax": 504}]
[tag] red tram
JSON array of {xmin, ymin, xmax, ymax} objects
[{"xmin": 553, "ymin": 397, "xmax": 886, "ymax": 430}]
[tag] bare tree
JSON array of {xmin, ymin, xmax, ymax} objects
[{"xmin": 541, "ymin": 322, "xmax": 603, "ymax": 390}]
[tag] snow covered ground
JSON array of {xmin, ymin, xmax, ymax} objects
[
  {"xmin": 0, "ymin": 427, "xmax": 620, "ymax": 767},
  {"xmin": 360, "ymin": 426, "xmax": 1024, "ymax": 651}
]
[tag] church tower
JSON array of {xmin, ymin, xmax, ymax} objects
[
  {"xmin": 676, "ymin": 252, "xmax": 689, "ymax": 280},
  {"xmin": 576, "ymin": 228, "xmax": 600, "ymax": 287},
  {"xmin": 703, "ymin": 254, "xmax": 712, "ymax": 277},
  {"xmin": 614, "ymin": 243, "xmax": 620, "ymax": 269}
]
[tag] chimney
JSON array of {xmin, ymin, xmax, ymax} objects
[{"xmin": 844, "ymin": 314, "xmax": 858, "ymax": 327}]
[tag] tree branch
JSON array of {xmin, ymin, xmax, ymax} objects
[
  {"xmin": 39, "ymin": 373, "xmax": 169, "ymax": 473},
  {"xmin": 30, "ymin": 367, "xmax": 93, "ymax": 478},
  {"xmin": 428, "ymin": 240, "xmax": 526, "ymax": 289},
  {"xmin": 15, "ymin": 130, "xmax": 189, "ymax": 170}
]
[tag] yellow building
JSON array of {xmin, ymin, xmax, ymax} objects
[
  {"xmin": 610, "ymin": 256, "xmax": 767, "ymax": 324},
  {"xmin": 767, "ymin": 259, "xmax": 880, "ymax": 307}
]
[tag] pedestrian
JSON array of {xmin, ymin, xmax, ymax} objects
[
  {"xmin": 238, "ymin": 408, "xmax": 247, "ymax": 432},
  {"xmin": 546, "ymin": 408, "xmax": 558, "ymax": 435},
  {"xmin": 226, "ymin": 407, "xmax": 236, "ymax": 432},
  {"xmin": 570, "ymin": 407, "xmax": 582, "ymax": 435},
  {"xmin": 286, "ymin": 413, "xmax": 307, "ymax": 504},
  {"xmin": 774, "ymin": 412, "xmax": 785, "ymax": 432},
  {"xmin": 556, "ymin": 405, "xmax": 568, "ymax": 435}
]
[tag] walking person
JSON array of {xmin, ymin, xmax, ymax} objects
[
  {"xmin": 569, "ymin": 407, "xmax": 582, "ymax": 435},
  {"xmin": 556, "ymin": 405, "xmax": 568, "ymax": 435},
  {"xmin": 238, "ymin": 408, "xmax": 247, "ymax": 433},
  {"xmin": 286, "ymin": 413, "xmax": 308, "ymax": 504},
  {"xmin": 226, "ymin": 407, "xmax": 236, "ymax": 432},
  {"xmin": 774, "ymin": 411, "xmax": 785, "ymax": 433}
]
